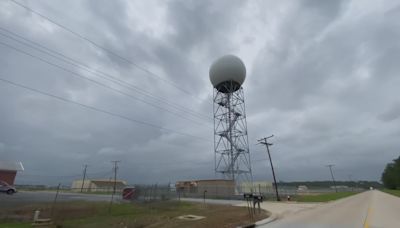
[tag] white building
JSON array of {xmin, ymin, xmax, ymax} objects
[{"xmin": 71, "ymin": 179, "xmax": 127, "ymax": 192}]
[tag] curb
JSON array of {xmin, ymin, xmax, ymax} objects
[
  {"xmin": 237, "ymin": 214, "xmax": 278, "ymax": 228},
  {"xmin": 255, "ymin": 214, "xmax": 278, "ymax": 226}
]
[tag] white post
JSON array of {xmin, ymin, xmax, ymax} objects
[{"xmin": 33, "ymin": 210, "xmax": 40, "ymax": 221}]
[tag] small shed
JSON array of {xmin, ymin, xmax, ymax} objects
[{"xmin": 0, "ymin": 161, "xmax": 24, "ymax": 185}]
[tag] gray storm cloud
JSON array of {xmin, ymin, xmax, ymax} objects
[{"xmin": 0, "ymin": 0, "xmax": 399, "ymax": 185}]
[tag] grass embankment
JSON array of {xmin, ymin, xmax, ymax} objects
[
  {"xmin": 0, "ymin": 200, "xmax": 268, "ymax": 228},
  {"xmin": 295, "ymin": 192, "xmax": 358, "ymax": 202},
  {"xmin": 382, "ymin": 189, "xmax": 400, "ymax": 197}
]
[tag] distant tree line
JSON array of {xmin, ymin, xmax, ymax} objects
[
  {"xmin": 279, "ymin": 181, "xmax": 382, "ymax": 189},
  {"xmin": 381, "ymin": 156, "xmax": 400, "ymax": 189}
]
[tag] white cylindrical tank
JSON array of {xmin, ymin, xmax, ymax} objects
[{"xmin": 209, "ymin": 55, "xmax": 246, "ymax": 92}]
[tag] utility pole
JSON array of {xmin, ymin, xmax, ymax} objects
[
  {"xmin": 111, "ymin": 161, "xmax": 120, "ymax": 194},
  {"xmin": 348, "ymin": 174, "xmax": 353, "ymax": 192},
  {"xmin": 326, "ymin": 164, "xmax": 337, "ymax": 193},
  {"xmin": 258, "ymin": 135, "xmax": 280, "ymax": 201},
  {"xmin": 80, "ymin": 164, "xmax": 88, "ymax": 193},
  {"xmin": 109, "ymin": 160, "xmax": 120, "ymax": 213}
]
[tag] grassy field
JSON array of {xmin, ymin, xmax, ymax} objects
[
  {"xmin": 0, "ymin": 223, "xmax": 28, "ymax": 228},
  {"xmin": 382, "ymin": 189, "xmax": 400, "ymax": 197},
  {"xmin": 295, "ymin": 192, "xmax": 359, "ymax": 202},
  {"xmin": 0, "ymin": 200, "xmax": 268, "ymax": 228}
]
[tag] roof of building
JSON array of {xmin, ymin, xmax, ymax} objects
[
  {"xmin": 90, "ymin": 179, "xmax": 126, "ymax": 184},
  {"xmin": 73, "ymin": 179, "xmax": 127, "ymax": 185},
  {"xmin": 196, "ymin": 179, "xmax": 234, "ymax": 182},
  {"xmin": 0, "ymin": 161, "xmax": 24, "ymax": 171}
]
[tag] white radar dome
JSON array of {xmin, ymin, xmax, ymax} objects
[{"xmin": 209, "ymin": 55, "xmax": 246, "ymax": 93}]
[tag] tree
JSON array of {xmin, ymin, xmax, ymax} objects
[{"xmin": 381, "ymin": 156, "xmax": 400, "ymax": 189}]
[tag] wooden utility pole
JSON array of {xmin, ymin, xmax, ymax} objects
[
  {"xmin": 109, "ymin": 160, "xmax": 120, "ymax": 213},
  {"xmin": 111, "ymin": 161, "xmax": 120, "ymax": 194},
  {"xmin": 258, "ymin": 135, "xmax": 280, "ymax": 201},
  {"xmin": 80, "ymin": 164, "xmax": 88, "ymax": 193}
]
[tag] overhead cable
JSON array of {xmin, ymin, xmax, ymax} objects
[
  {"xmin": 0, "ymin": 27, "xmax": 211, "ymax": 121},
  {"xmin": 9, "ymin": 0, "xmax": 202, "ymax": 100},
  {"xmin": 0, "ymin": 40, "xmax": 206, "ymax": 125},
  {"xmin": 0, "ymin": 76, "xmax": 208, "ymax": 141}
]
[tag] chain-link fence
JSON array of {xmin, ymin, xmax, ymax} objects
[{"xmin": 15, "ymin": 183, "xmax": 365, "ymax": 203}]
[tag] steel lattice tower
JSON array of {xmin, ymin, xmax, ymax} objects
[{"xmin": 213, "ymin": 81, "xmax": 252, "ymax": 183}]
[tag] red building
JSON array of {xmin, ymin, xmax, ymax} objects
[{"xmin": 0, "ymin": 161, "xmax": 24, "ymax": 185}]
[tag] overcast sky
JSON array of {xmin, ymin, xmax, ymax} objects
[{"xmin": 1, "ymin": 0, "xmax": 399, "ymax": 186}]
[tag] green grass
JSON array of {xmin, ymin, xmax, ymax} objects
[
  {"xmin": 0, "ymin": 222, "xmax": 31, "ymax": 228},
  {"xmin": 296, "ymin": 192, "xmax": 358, "ymax": 202},
  {"xmin": 382, "ymin": 189, "xmax": 400, "ymax": 197},
  {"xmin": 0, "ymin": 200, "xmax": 267, "ymax": 228}
]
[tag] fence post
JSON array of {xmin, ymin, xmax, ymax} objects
[{"xmin": 50, "ymin": 183, "xmax": 61, "ymax": 217}]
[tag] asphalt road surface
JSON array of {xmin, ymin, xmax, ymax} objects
[
  {"xmin": 0, "ymin": 191, "xmax": 113, "ymax": 209},
  {"xmin": 181, "ymin": 197, "xmax": 244, "ymax": 205},
  {"xmin": 265, "ymin": 190, "xmax": 400, "ymax": 228}
]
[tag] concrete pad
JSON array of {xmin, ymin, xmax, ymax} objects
[
  {"xmin": 236, "ymin": 201, "xmax": 321, "ymax": 227},
  {"xmin": 177, "ymin": 214, "xmax": 205, "ymax": 221},
  {"xmin": 238, "ymin": 201, "xmax": 321, "ymax": 220}
]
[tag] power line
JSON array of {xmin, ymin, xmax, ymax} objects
[
  {"xmin": 9, "ymin": 0, "xmax": 201, "ymax": 100},
  {"xmin": 0, "ymin": 76, "xmax": 208, "ymax": 141},
  {"xmin": 0, "ymin": 27, "xmax": 212, "ymax": 121},
  {"xmin": 0, "ymin": 40, "xmax": 207, "ymax": 125},
  {"xmin": 0, "ymin": 40, "xmax": 207, "ymax": 126}
]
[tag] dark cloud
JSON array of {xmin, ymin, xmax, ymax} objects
[
  {"xmin": 0, "ymin": 0, "xmax": 399, "ymax": 186},
  {"xmin": 379, "ymin": 102, "xmax": 400, "ymax": 122}
]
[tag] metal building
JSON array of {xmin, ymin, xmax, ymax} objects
[
  {"xmin": 0, "ymin": 161, "xmax": 24, "ymax": 185},
  {"xmin": 176, "ymin": 179, "xmax": 235, "ymax": 198},
  {"xmin": 71, "ymin": 179, "xmax": 127, "ymax": 192}
]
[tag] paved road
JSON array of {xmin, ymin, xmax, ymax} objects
[
  {"xmin": 181, "ymin": 197, "xmax": 244, "ymax": 205},
  {"xmin": 264, "ymin": 190, "xmax": 400, "ymax": 228},
  {"xmin": 0, "ymin": 191, "xmax": 114, "ymax": 209}
]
